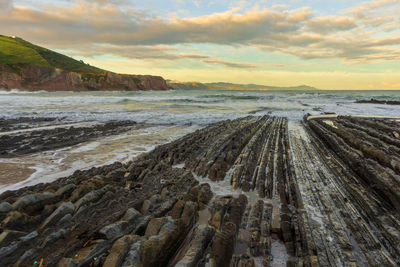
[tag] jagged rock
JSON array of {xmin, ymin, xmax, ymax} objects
[
  {"xmin": 210, "ymin": 222, "xmax": 237, "ymax": 267},
  {"xmin": 39, "ymin": 202, "xmax": 74, "ymax": 230},
  {"xmin": 0, "ymin": 116, "xmax": 399, "ymax": 266},
  {"xmin": 12, "ymin": 192, "xmax": 59, "ymax": 213},
  {"xmin": 171, "ymin": 200, "xmax": 186, "ymax": 220},
  {"xmin": 121, "ymin": 237, "xmax": 145, "ymax": 267},
  {"xmin": 0, "ymin": 243, "xmax": 19, "ymax": 258},
  {"xmin": 174, "ymin": 225, "xmax": 216, "ymax": 267},
  {"xmin": 74, "ymin": 185, "xmax": 112, "ymax": 211},
  {"xmin": 1, "ymin": 211, "xmax": 38, "ymax": 229},
  {"xmin": 19, "ymin": 231, "xmax": 38, "ymax": 242},
  {"xmin": 122, "ymin": 208, "xmax": 141, "ymax": 223},
  {"xmin": 197, "ymin": 184, "xmax": 213, "ymax": 209},
  {"xmin": 0, "ymin": 232, "xmax": 37, "ymax": 259},
  {"xmin": 103, "ymin": 235, "xmax": 141, "ymax": 267},
  {"xmin": 15, "ymin": 248, "xmax": 40, "ymax": 266},
  {"xmin": 0, "ymin": 202, "xmax": 12, "ymax": 213},
  {"xmin": 106, "ymin": 167, "xmax": 127, "ymax": 181},
  {"xmin": 99, "ymin": 221, "xmax": 129, "ymax": 240},
  {"xmin": 41, "ymin": 229, "xmax": 68, "ymax": 248},
  {"xmin": 141, "ymin": 199, "xmax": 152, "ymax": 215},
  {"xmin": 56, "ymin": 258, "xmax": 76, "ymax": 267},
  {"xmin": 180, "ymin": 201, "xmax": 199, "ymax": 228},
  {"xmin": 145, "ymin": 217, "xmax": 173, "ymax": 237},
  {"xmin": 140, "ymin": 219, "xmax": 182, "ymax": 267},
  {"xmin": 58, "ymin": 213, "xmax": 73, "ymax": 225},
  {"xmin": 56, "ymin": 184, "xmax": 76, "ymax": 197},
  {"xmin": 0, "ymin": 230, "xmax": 26, "ymax": 247},
  {"xmin": 71, "ymin": 239, "xmax": 108, "ymax": 266}
]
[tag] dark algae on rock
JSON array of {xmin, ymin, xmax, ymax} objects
[{"xmin": 0, "ymin": 116, "xmax": 399, "ymax": 266}]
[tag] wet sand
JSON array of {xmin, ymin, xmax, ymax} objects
[{"xmin": 0, "ymin": 162, "xmax": 35, "ymax": 185}]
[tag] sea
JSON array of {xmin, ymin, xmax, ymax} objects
[{"xmin": 0, "ymin": 89, "xmax": 399, "ymax": 192}]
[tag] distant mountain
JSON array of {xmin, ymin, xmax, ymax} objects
[
  {"xmin": 168, "ymin": 81, "xmax": 318, "ymax": 91},
  {"xmin": 167, "ymin": 81, "xmax": 209, "ymax": 90},
  {"xmin": 0, "ymin": 35, "xmax": 169, "ymax": 91}
]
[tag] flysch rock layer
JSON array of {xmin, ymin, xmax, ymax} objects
[{"xmin": 0, "ymin": 116, "xmax": 399, "ymax": 266}]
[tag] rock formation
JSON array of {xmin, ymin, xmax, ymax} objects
[
  {"xmin": 0, "ymin": 116, "xmax": 399, "ymax": 266},
  {"xmin": 0, "ymin": 63, "xmax": 170, "ymax": 92},
  {"xmin": 0, "ymin": 120, "xmax": 137, "ymax": 157}
]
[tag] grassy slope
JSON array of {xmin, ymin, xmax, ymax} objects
[{"xmin": 0, "ymin": 35, "xmax": 106, "ymax": 75}]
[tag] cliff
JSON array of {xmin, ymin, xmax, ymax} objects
[
  {"xmin": 0, "ymin": 35, "xmax": 170, "ymax": 91},
  {"xmin": 0, "ymin": 63, "xmax": 170, "ymax": 91}
]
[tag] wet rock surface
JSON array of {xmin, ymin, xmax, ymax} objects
[
  {"xmin": 0, "ymin": 117, "xmax": 59, "ymax": 132},
  {"xmin": 0, "ymin": 120, "xmax": 138, "ymax": 157},
  {"xmin": 0, "ymin": 115, "xmax": 399, "ymax": 266},
  {"xmin": 356, "ymin": 99, "xmax": 400, "ymax": 105}
]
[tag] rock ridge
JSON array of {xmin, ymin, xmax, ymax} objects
[{"xmin": 0, "ymin": 115, "xmax": 399, "ymax": 266}]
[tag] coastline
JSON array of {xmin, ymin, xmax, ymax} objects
[{"xmin": 0, "ymin": 115, "xmax": 399, "ymax": 266}]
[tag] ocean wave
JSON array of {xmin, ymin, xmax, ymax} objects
[
  {"xmin": 168, "ymin": 98, "xmax": 224, "ymax": 104},
  {"xmin": 0, "ymin": 89, "xmax": 49, "ymax": 95},
  {"xmin": 1, "ymin": 89, "xmax": 399, "ymax": 125},
  {"xmin": 200, "ymin": 94, "xmax": 261, "ymax": 100}
]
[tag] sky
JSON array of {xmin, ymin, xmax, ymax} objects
[{"xmin": 1, "ymin": 0, "xmax": 400, "ymax": 89}]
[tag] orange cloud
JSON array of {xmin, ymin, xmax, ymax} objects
[{"xmin": 201, "ymin": 59, "xmax": 257, "ymax": 69}]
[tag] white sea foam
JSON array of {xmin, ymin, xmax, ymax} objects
[{"xmin": 0, "ymin": 89, "xmax": 398, "ymax": 124}]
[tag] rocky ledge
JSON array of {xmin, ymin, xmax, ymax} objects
[
  {"xmin": 0, "ymin": 116, "xmax": 399, "ymax": 266},
  {"xmin": 0, "ymin": 120, "xmax": 138, "ymax": 157},
  {"xmin": 0, "ymin": 64, "xmax": 170, "ymax": 92},
  {"xmin": 356, "ymin": 98, "xmax": 400, "ymax": 105}
]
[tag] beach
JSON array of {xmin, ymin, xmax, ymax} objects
[{"xmin": 0, "ymin": 90, "xmax": 399, "ymax": 266}]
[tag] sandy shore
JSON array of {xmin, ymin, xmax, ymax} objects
[{"xmin": 0, "ymin": 162, "xmax": 35, "ymax": 185}]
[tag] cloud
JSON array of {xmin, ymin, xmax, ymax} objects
[
  {"xmin": 75, "ymin": 44, "xmax": 210, "ymax": 60},
  {"xmin": 306, "ymin": 16, "xmax": 357, "ymax": 33},
  {"xmin": 0, "ymin": 0, "xmax": 399, "ymax": 64},
  {"xmin": 201, "ymin": 59, "xmax": 257, "ymax": 68},
  {"xmin": 0, "ymin": 3, "xmax": 312, "ymax": 46},
  {"xmin": 0, "ymin": 0, "xmax": 12, "ymax": 10}
]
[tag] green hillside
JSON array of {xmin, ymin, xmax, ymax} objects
[{"xmin": 0, "ymin": 35, "xmax": 106, "ymax": 75}]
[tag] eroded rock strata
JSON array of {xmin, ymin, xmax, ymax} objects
[
  {"xmin": 0, "ymin": 120, "xmax": 138, "ymax": 157},
  {"xmin": 0, "ymin": 116, "xmax": 399, "ymax": 266}
]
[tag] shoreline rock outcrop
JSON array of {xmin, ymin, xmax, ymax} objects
[{"xmin": 0, "ymin": 116, "xmax": 399, "ymax": 266}]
